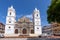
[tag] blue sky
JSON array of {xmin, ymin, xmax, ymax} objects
[{"xmin": 0, "ymin": 0, "xmax": 51, "ymax": 26}]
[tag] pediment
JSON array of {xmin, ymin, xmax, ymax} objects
[{"xmin": 18, "ymin": 16, "xmax": 31, "ymax": 22}]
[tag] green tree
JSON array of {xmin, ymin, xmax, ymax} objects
[{"xmin": 47, "ymin": 0, "xmax": 60, "ymax": 23}]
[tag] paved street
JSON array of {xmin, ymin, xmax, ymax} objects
[{"xmin": 0, "ymin": 38, "xmax": 60, "ymax": 40}]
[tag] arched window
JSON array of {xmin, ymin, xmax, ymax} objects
[
  {"xmin": 9, "ymin": 26, "xmax": 11, "ymax": 29},
  {"xmin": 37, "ymin": 14, "xmax": 38, "ymax": 17},
  {"xmin": 15, "ymin": 29, "xmax": 18, "ymax": 34},
  {"xmin": 31, "ymin": 29, "xmax": 34, "ymax": 34},
  {"xmin": 9, "ymin": 21, "xmax": 11, "ymax": 23},
  {"xmin": 37, "ymin": 27, "xmax": 39, "ymax": 29},
  {"xmin": 10, "ymin": 12, "xmax": 11, "ymax": 15},
  {"xmin": 22, "ymin": 28, "xmax": 27, "ymax": 34}
]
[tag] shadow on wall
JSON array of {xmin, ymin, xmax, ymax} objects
[
  {"xmin": 27, "ymin": 38, "xmax": 44, "ymax": 40},
  {"xmin": 27, "ymin": 38, "xmax": 60, "ymax": 40},
  {"xmin": 27, "ymin": 38, "xmax": 40, "ymax": 40}
]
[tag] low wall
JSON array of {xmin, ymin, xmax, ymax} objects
[{"xmin": 4, "ymin": 34, "xmax": 20, "ymax": 37}]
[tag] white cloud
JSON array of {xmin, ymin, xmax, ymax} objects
[
  {"xmin": 16, "ymin": 14, "xmax": 33, "ymax": 22},
  {"xmin": 25, "ymin": 14, "xmax": 33, "ymax": 22},
  {"xmin": 25, "ymin": 14, "xmax": 33, "ymax": 19}
]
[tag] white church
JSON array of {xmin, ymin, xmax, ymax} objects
[{"xmin": 4, "ymin": 6, "xmax": 42, "ymax": 37}]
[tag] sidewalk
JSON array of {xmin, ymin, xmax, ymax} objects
[{"xmin": 48, "ymin": 35, "xmax": 60, "ymax": 38}]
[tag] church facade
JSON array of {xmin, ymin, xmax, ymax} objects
[
  {"xmin": 15, "ymin": 16, "xmax": 34, "ymax": 36},
  {"xmin": 4, "ymin": 6, "xmax": 42, "ymax": 37}
]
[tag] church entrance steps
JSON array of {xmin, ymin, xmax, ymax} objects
[
  {"xmin": 29, "ymin": 34, "xmax": 39, "ymax": 37},
  {"xmin": 4, "ymin": 36, "xmax": 37, "ymax": 38},
  {"xmin": 4, "ymin": 34, "xmax": 20, "ymax": 37},
  {"xmin": 4, "ymin": 34, "xmax": 38, "ymax": 38}
]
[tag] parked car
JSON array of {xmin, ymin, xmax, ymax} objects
[{"xmin": 38, "ymin": 33, "xmax": 51, "ymax": 38}]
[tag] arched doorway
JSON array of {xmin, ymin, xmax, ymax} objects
[
  {"xmin": 22, "ymin": 28, "xmax": 27, "ymax": 34},
  {"xmin": 15, "ymin": 29, "xmax": 18, "ymax": 34}
]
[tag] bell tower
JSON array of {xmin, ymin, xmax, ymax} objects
[
  {"xmin": 33, "ymin": 8, "xmax": 42, "ymax": 36},
  {"xmin": 5, "ymin": 6, "xmax": 16, "ymax": 36}
]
